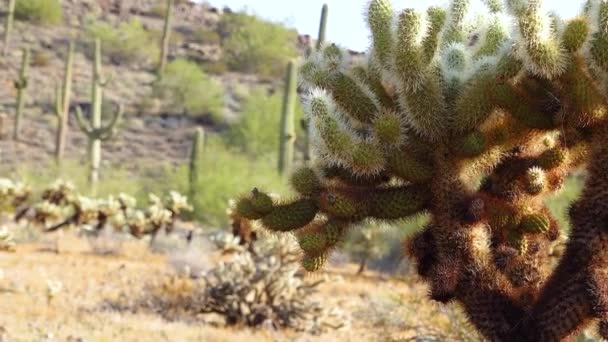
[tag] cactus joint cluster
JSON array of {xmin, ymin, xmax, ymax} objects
[{"xmin": 236, "ymin": 0, "xmax": 608, "ymax": 340}]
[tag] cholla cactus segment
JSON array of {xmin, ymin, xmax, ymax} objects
[
  {"xmin": 42, "ymin": 179, "xmax": 75, "ymax": 205},
  {"xmin": 537, "ymin": 147, "xmax": 567, "ymax": 170},
  {"xmin": 562, "ymin": 17, "xmax": 590, "ymax": 52},
  {"xmin": 366, "ymin": 0, "xmax": 394, "ymax": 69},
  {"xmin": 260, "ymin": 199, "xmax": 319, "ymax": 232},
  {"xmin": 301, "ymin": 253, "xmax": 327, "ymax": 272},
  {"xmin": 442, "ymin": 0, "xmax": 471, "ymax": 46},
  {"xmin": 0, "ymin": 227, "xmax": 16, "ymax": 252},
  {"xmin": 118, "ymin": 192, "xmax": 137, "ymax": 209},
  {"xmin": 368, "ymin": 185, "xmax": 429, "ymax": 220},
  {"xmin": 512, "ymin": 0, "xmax": 565, "ymax": 78},
  {"xmin": 422, "ymin": 7, "xmax": 448, "ymax": 63},
  {"xmin": 525, "ymin": 167, "xmax": 546, "ymax": 194},
  {"xmin": 33, "ymin": 201, "xmax": 64, "ymax": 225},
  {"xmin": 290, "ymin": 167, "xmax": 322, "ymax": 197},
  {"xmin": 482, "ymin": 0, "xmax": 503, "ymax": 13},
  {"xmin": 519, "ymin": 213, "xmax": 550, "ymax": 233},
  {"xmin": 372, "ymin": 109, "xmax": 405, "ymax": 147},
  {"xmin": 164, "ymin": 191, "xmax": 192, "ymax": 214}
]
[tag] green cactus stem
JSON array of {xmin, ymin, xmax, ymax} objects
[
  {"xmin": 188, "ymin": 127, "xmax": 205, "ymax": 207},
  {"xmin": 278, "ymin": 60, "xmax": 297, "ymax": 176},
  {"xmin": 13, "ymin": 48, "xmax": 29, "ymax": 141},
  {"xmin": 75, "ymin": 39, "xmax": 123, "ymax": 194},
  {"xmin": 157, "ymin": 0, "xmax": 174, "ymax": 76},
  {"xmin": 54, "ymin": 41, "xmax": 74, "ymax": 164},
  {"xmin": 2, "ymin": 0, "xmax": 15, "ymax": 56}
]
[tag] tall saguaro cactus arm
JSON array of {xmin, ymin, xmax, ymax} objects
[
  {"xmin": 54, "ymin": 42, "xmax": 74, "ymax": 163},
  {"xmin": 158, "ymin": 0, "xmax": 174, "ymax": 75},
  {"xmin": 237, "ymin": 0, "xmax": 608, "ymax": 340},
  {"xmin": 74, "ymin": 104, "xmax": 123, "ymax": 142},
  {"xmin": 278, "ymin": 60, "xmax": 297, "ymax": 176},
  {"xmin": 76, "ymin": 39, "xmax": 123, "ymax": 192},
  {"xmin": 3, "ymin": 0, "xmax": 15, "ymax": 56},
  {"xmin": 13, "ymin": 48, "xmax": 30, "ymax": 141}
]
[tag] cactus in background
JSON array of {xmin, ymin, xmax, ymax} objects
[
  {"xmin": 2, "ymin": 0, "xmax": 15, "ymax": 56},
  {"xmin": 189, "ymin": 127, "xmax": 205, "ymax": 209},
  {"xmin": 303, "ymin": 3, "xmax": 329, "ymax": 163},
  {"xmin": 157, "ymin": 0, "xmax": 174, "ymax": 76},
  {"xmin": 278, "ymin": 60, "xmax": 297, "ymax": 176},
  {"xmin": 316, "ymin": 4, "xmax": 328, "ymax": 50},
  {"xmin": 237, "ymin": 0, "xmax": 608, "ymax": 339},
  {"xmin": 75, "ymin": 40, "xmax": 123, "ymax": 194},
  {"xmin": 54, "ymin": 41, "xmax": 74, "ymax": 164},
  {"xmin": 13, "ymin": 47, "xmax": 29, "ymax": 141}
]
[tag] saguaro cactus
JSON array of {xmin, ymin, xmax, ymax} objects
[
  {"xmin": 316, "ymin": 4, "xmax": 328, "ymax": 50},
  {"xmin": 278, "ymin": 60, "xmax": 297, "ymax": 176},
  {"xmin": 237, "ymin": 0, "xmax": 608, "ymax": 340},
  {"xmin": 75, "ymin": 40, "xmax": 123, "ymax": 194},
  {"xmin": 13, "ymin": 48, "xmax": 29, "ymax": 141},
  {"xmin": 54, "ymin": 41, "xmax": 74, "ymax": 163},
  {"xmin": 3, "ymin": 0, "xmax": 15, "ymax": 56},
  {"xmin": 189, "ymin": 127, "xmax": 205, "ymax": 208},
  {"xmin": 157, "ymin": 0, "xmax": 174, "ymax": 76}
]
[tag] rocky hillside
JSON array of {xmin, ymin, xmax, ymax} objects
[{"xmin": 0, "ymin": 0, "xmax": 320, "ymax": 170}]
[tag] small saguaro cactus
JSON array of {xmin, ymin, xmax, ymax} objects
[
  {"xmin": 75, "ymin": 39, "xmax": 123, "ymax": 194},
  {"xmin": 278, "ymin": 60, "xmax": 298, "ymax": 176},
  {"xmin": 54, "ymin": 41, "xmax": 74, "ymax": 164},
  {"xmin": 13, "ymin": 47, "xmax": 29, "ymax": 141},
  {"xmin": 316, "ymin": 3, "xmax": 328, "ymax": 51},
  {"xmin": 189, "ymin": 127, "xmax": 205, "ymax": 209},
  {"xmin": 236, "ymin": 0, "xmax": 608, "ymax": 340},
  {"xmin": 3, "ymin": 0, "xmax": 15, "ymax": 56},
  {"xmin": 157, "ymin": 0, "xmax": 174, "ymax": 76}
]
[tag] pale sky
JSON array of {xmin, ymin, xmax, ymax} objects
[{"xmin": 204, "ymin": 0, "xmax": 587, "ymax": 51}]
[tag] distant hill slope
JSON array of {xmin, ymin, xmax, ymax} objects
[{"xmin": 0, "ymin": 0, "xmax": 321, "ymax": 169}]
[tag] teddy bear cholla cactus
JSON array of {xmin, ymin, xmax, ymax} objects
[{"xmin": 235, "ymin": 0, "xmax": 608, "ymax": 339}]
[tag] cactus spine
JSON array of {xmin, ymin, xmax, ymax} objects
[
  {"xmin": 75, "ymin": 40, "xmax": 123, "ymax": 194},
  {"xmin": 3, "ymin": 0, "xmax": 15, "ymax": 56},
  {"xmin": 54, "ymin": 41, "xmax": 74, "ymax": 164},
  {"xmin": 157, "ymin": 0, "xmax": 174, "ymax": 76},
  {"xmin": 278, "ymin": 60, "xmax": 297, "ymax": 176},
  {"xmin": 189, "ymin": 127, "xmax": 205, "ymax": 208},
  {"xmin": 13, "ymin": 48, "xmax": 29, "ymax": 141}
]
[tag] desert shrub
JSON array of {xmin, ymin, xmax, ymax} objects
[
  {"xmin": 152, "ymin": 58, "xmax": 224, "ymax": 120},
  {"xmin": 14, "ymin": 0, "xmax": 62, "ymax": 25},
  {"xmin": 224, "ymin": 88, "xmax": 304, "ymax": 155},
  {"xmin": 31, "ymin": 51, "xmax": 51, "ymax": 67},
  {"xmin": 193, "ymin": 27, "xmax": 221, "ymax": 45},
  {"xmin": 201, "ymin": 60, "xmax": 228, "ymax": 75},
  {"xmin": 107, "ymin": 235, "xmax": 346, "ymax": 332},
  {"xmin": 219, "ymin": 11, "xmax": 298, "ymax": 78},
  {"xmin": 87, "ymin": 19, "xmax": 158, "ymax": 65}
]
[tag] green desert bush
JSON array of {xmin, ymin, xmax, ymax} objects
[
  {"xmin": 194, "ymin": 27, "xmax": 221, "ymax": 45},
  {"xmin": 14, "ymin": 0, "xmax": 62, "ymax": 25},
  {"xmin": 219, "ymin": 11, "xmax": 298, "ymax": 78},
  {"xmin": 152, "ymin": 58, "xmax": 224, "ymax": 119},
  {"xmin": 184, "ymin": 137, "xmax": 289, "ymax": 226},
  {"xmin": 225, "ymin": 88, "xmax": 304, "ymax": 155},
  {"xmin": 87, "ymin": 19, "xmax": 158, "ymax": 65}
]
